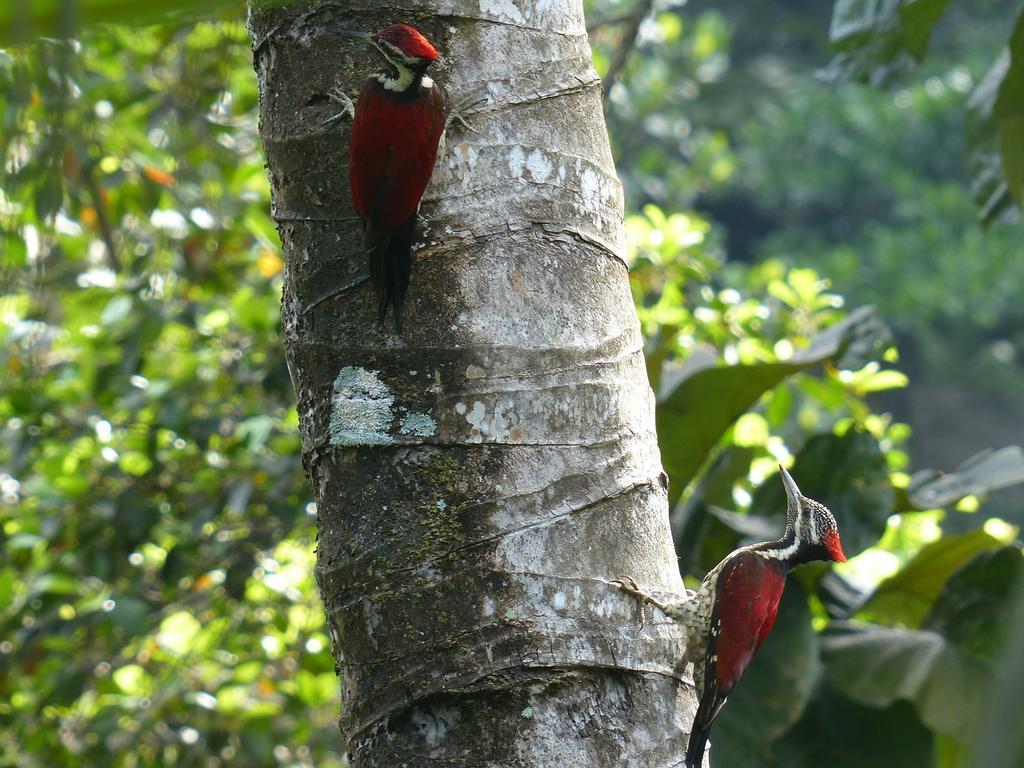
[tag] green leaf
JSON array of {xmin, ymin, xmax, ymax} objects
[
  {"xmin": 970, "ymin": 576, "xmax": 1024, "ymax": 768},
  {"xmin": 967, "ymin": 52, "xmax": 1016, "ymax": 222},
  {"xmin": 711, "ymin": 583, "xmax": 820, "ymax": 768},
  {"xmin": 112, "ymin": 664, "xmax": 153, "ymax": 696},
  {"xmin": 825, "ymin": 0, "xmax": 951, "ymax": 85},
  {"xmin": 0, "ymin": 0, "xmax": 245, "ymax": 44},
  {"xmin": 100, "ymin": 295, "xmax": 133, "ymax": 326},
  {"xmin": 750, "ymin": 430, "xmax": 893, "ymax": 558},
  {"xmin": 0, "ymin": 568, "xmax": 14, "ymax": 606},
  {"xmin": 857, "ymin": 530, "xmax": 1005, "ymax": 628},
  {"xmin": 773, "ymin": 685, "xmax": 936, "ymax": 768},
  {"xmin": 118, "ymin": 451, "xmax": 153, "ymax": 476},
  {"xmin": 295, "ymin": 670, "xmax": 337, "ymax": 707},
  {"xmin": 32, "ymin": 573, "xmax": 81, "ymax": 596},
  {"xmin": 822, "ymin": 621, "xmax": 991, "ymax": 742},
  {"xmin": 156, "ymin": 611, "xmax": 202, "ymax": 656},
  {"xmin": 216, "ymin": 685, "xmax": 281, "ymax": 718},
  {"xmin": 922, "ymin": 547, "xmax": 1024, "ymax": 658},
  {"xmin": 830, "ymin": 0, "xmax": 901, "ymax": 49},
  {"xmin": 899, "ymin": 0, "xmax": 953, "ymax": 59},
  {"xmin": 856, "ymin": 368, "xmax": 907, "ymax": 393},
  {"xmin": 215, "ymin": 684, "xmax": 251, "ymax": 714},
  {"xmin": 108, "ymin": 597, "xmax": 150, "ymax": 637},
  {"xmin": 901, "ymin": 446, "xmax": 1024, "ymax": 511},
  {"xmin": 657, "ymin": 306, "xmax": 890, "ymax": 501},
  {"xmin": 995, "ymin": 13, "xmax": 1024, "ymax": 205},
  {"xmin": 966, "ymin": 10, "xmax": 1024, "ymax": 222}
]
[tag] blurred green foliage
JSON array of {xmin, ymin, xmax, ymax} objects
[
  {"xmin": 823, "ymin": 0, "xmax": 1024, "ymax": 223},
  {"xmin": 0, "ymin": 1, "xmax": 1021, "ymax": 767},
  {"xmin": 0, "ymin": 0, "xmax": 243, "ymax": 42},
  {"xmin": 593, "ymin": 0, "xmax": 1024, "ymax": 431},
  {"xmin": 0, "ymin": 21, "xmax": 343, "ymax": 768},
  {"xmin": 588, "ymin": 0, "xmax": 1024, "ymax": 765}
]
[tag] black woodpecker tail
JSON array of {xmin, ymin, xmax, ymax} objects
[
  {"xmin": 685, "ymin": 724, "xmax": 710, "ymax": 768},
  {"xmin": 686, "ymin": 676, "xmax": 726, "ymax": 768},
  {"xmin": 364, "ymin": 214, "xmax": 416, "ymax": 332}
]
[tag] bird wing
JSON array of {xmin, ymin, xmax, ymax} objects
[
  {"xmin": 685, "ymin": 551, "xmax": 786, "ymax": 767},
  {"xmin": 713, "ymin": 549, "xmax": 786, "ymax": 694},
  {"xmin": 349, "ymin": 79, "xmax": 446, "ymax": 229}
]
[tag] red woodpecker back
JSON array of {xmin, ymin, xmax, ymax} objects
[
  {"xmin": 349, "ymin": 80, "xmax": 445, "ymax": 228},
  {"xmin": 713, "ymin": 551, "xmax": 786, "ymax": 693}
]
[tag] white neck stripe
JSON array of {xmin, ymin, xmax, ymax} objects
[
  {"xmin": 762, "ymin": 498, "xmax": 804, "ymax": 561},
  {"xmin": 376, "ymin": 64, "xmax": 415, "ymax": 92},
  {"xmin": 761, "ymin": 539, "xmax": 800, "ymax": 561}
]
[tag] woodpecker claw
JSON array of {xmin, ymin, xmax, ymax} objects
[
  {"xmin": 609, "ymin": 577, "xmax": 674, "ymax": 616},
  {"xmin": 445, "ymin": 96, "xmax": 487, "ymax": 134},
  {"xmin": 324, "ymin": 87, "xmax": 356, "ymax": 124}
]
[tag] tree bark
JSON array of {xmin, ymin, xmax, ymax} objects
[{"xmin": 248, "ymin": 1, "xmax": 698, "ymax": 765}]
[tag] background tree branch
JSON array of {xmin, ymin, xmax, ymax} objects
[{"xmin": 601, "ymin": 0, "xmax": 655, "ymax": 97}]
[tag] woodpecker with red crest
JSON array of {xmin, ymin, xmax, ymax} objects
[
  {"xmin": 340, "ymin": 23, "xmax": 446, "ymax": 332},
  {"xmin": 615, "ymin": 466, "xmax": 846, "ymax": 768}
]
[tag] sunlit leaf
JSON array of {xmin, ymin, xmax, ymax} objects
[
  {"xmin": 157, "ymin": 611, "xmax": 202, "ymax": 656},
  {"xmin": 118, "ymin": 451, "xmax": 153, "ymax": 476},
  {"xmin": 295, "ymin": 669, "xmax": 337, "ymax": 707},
  {"xmin": 658, "ymin": 306, "xmax": 890, "ymax": 501},
  {"xmin": 113, "ymin": 663, "xmax": 153, "ymax": 696},
  {"xmin": 856, "ymin": 530, "xmax": 1005, "ymax": 628}
]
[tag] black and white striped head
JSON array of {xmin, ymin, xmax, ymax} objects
[
  {"xmin": 779, "ymin": 466, "xmax": 846, "ymax": 564},
  {"xmin": 344, "ymin": 24, "xmax": 439, "ymax": 93}
]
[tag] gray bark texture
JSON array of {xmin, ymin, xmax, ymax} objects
[{"xmin": 248, "ymin": 1, "xmax": 699, "ymax": 765}]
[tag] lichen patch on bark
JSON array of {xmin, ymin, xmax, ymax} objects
[
  {"xmin": 400, "ymin": 411, "xmax": 438, "ymax": 437},
  {"xmin": 329, "ymin": 366, "xmax": 394, "ymax": 446}
]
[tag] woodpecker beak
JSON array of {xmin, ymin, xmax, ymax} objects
[
  {"xmin": 340, "ymin": 29, "xmax": 372, "ymax": 42},
  {"xmin": 345, "ymin": 30, "xmax": 389, "ymax": 65},
  {"xmin": 779, "ymin": 465, "xmax": 802, "ymax": 508}
]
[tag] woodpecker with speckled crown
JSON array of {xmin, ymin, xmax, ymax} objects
[
  {"xmin": 614, "ymin": 466, "xmax": 846, "ymax": 768},
  {"xmin": 339, "ymin": 23, "xmax": 447, "ymax": 333}
]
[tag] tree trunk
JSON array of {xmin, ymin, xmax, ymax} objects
[{"xmin": 248, "ymin": 1, "xmax": 698, "ymax": 765}]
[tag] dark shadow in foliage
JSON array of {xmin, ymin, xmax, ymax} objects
[
  {"xmin": 972, "ymin": 565, "xmax": 1024, "ymax": 768},
  {"xmin": 819, "ymin": 546, "xmax": 1022, "ymax": 762},
  {"xmin": 774, "ymin": 683, "xmax": 936, "ymax": 768},
  {"xmin": 922, "ymin": 545, "xmax": 1023, "ymax": 659},
  {"xmin": 822, "ymin": 621, "xmax": 990, "ymax": 747}
]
